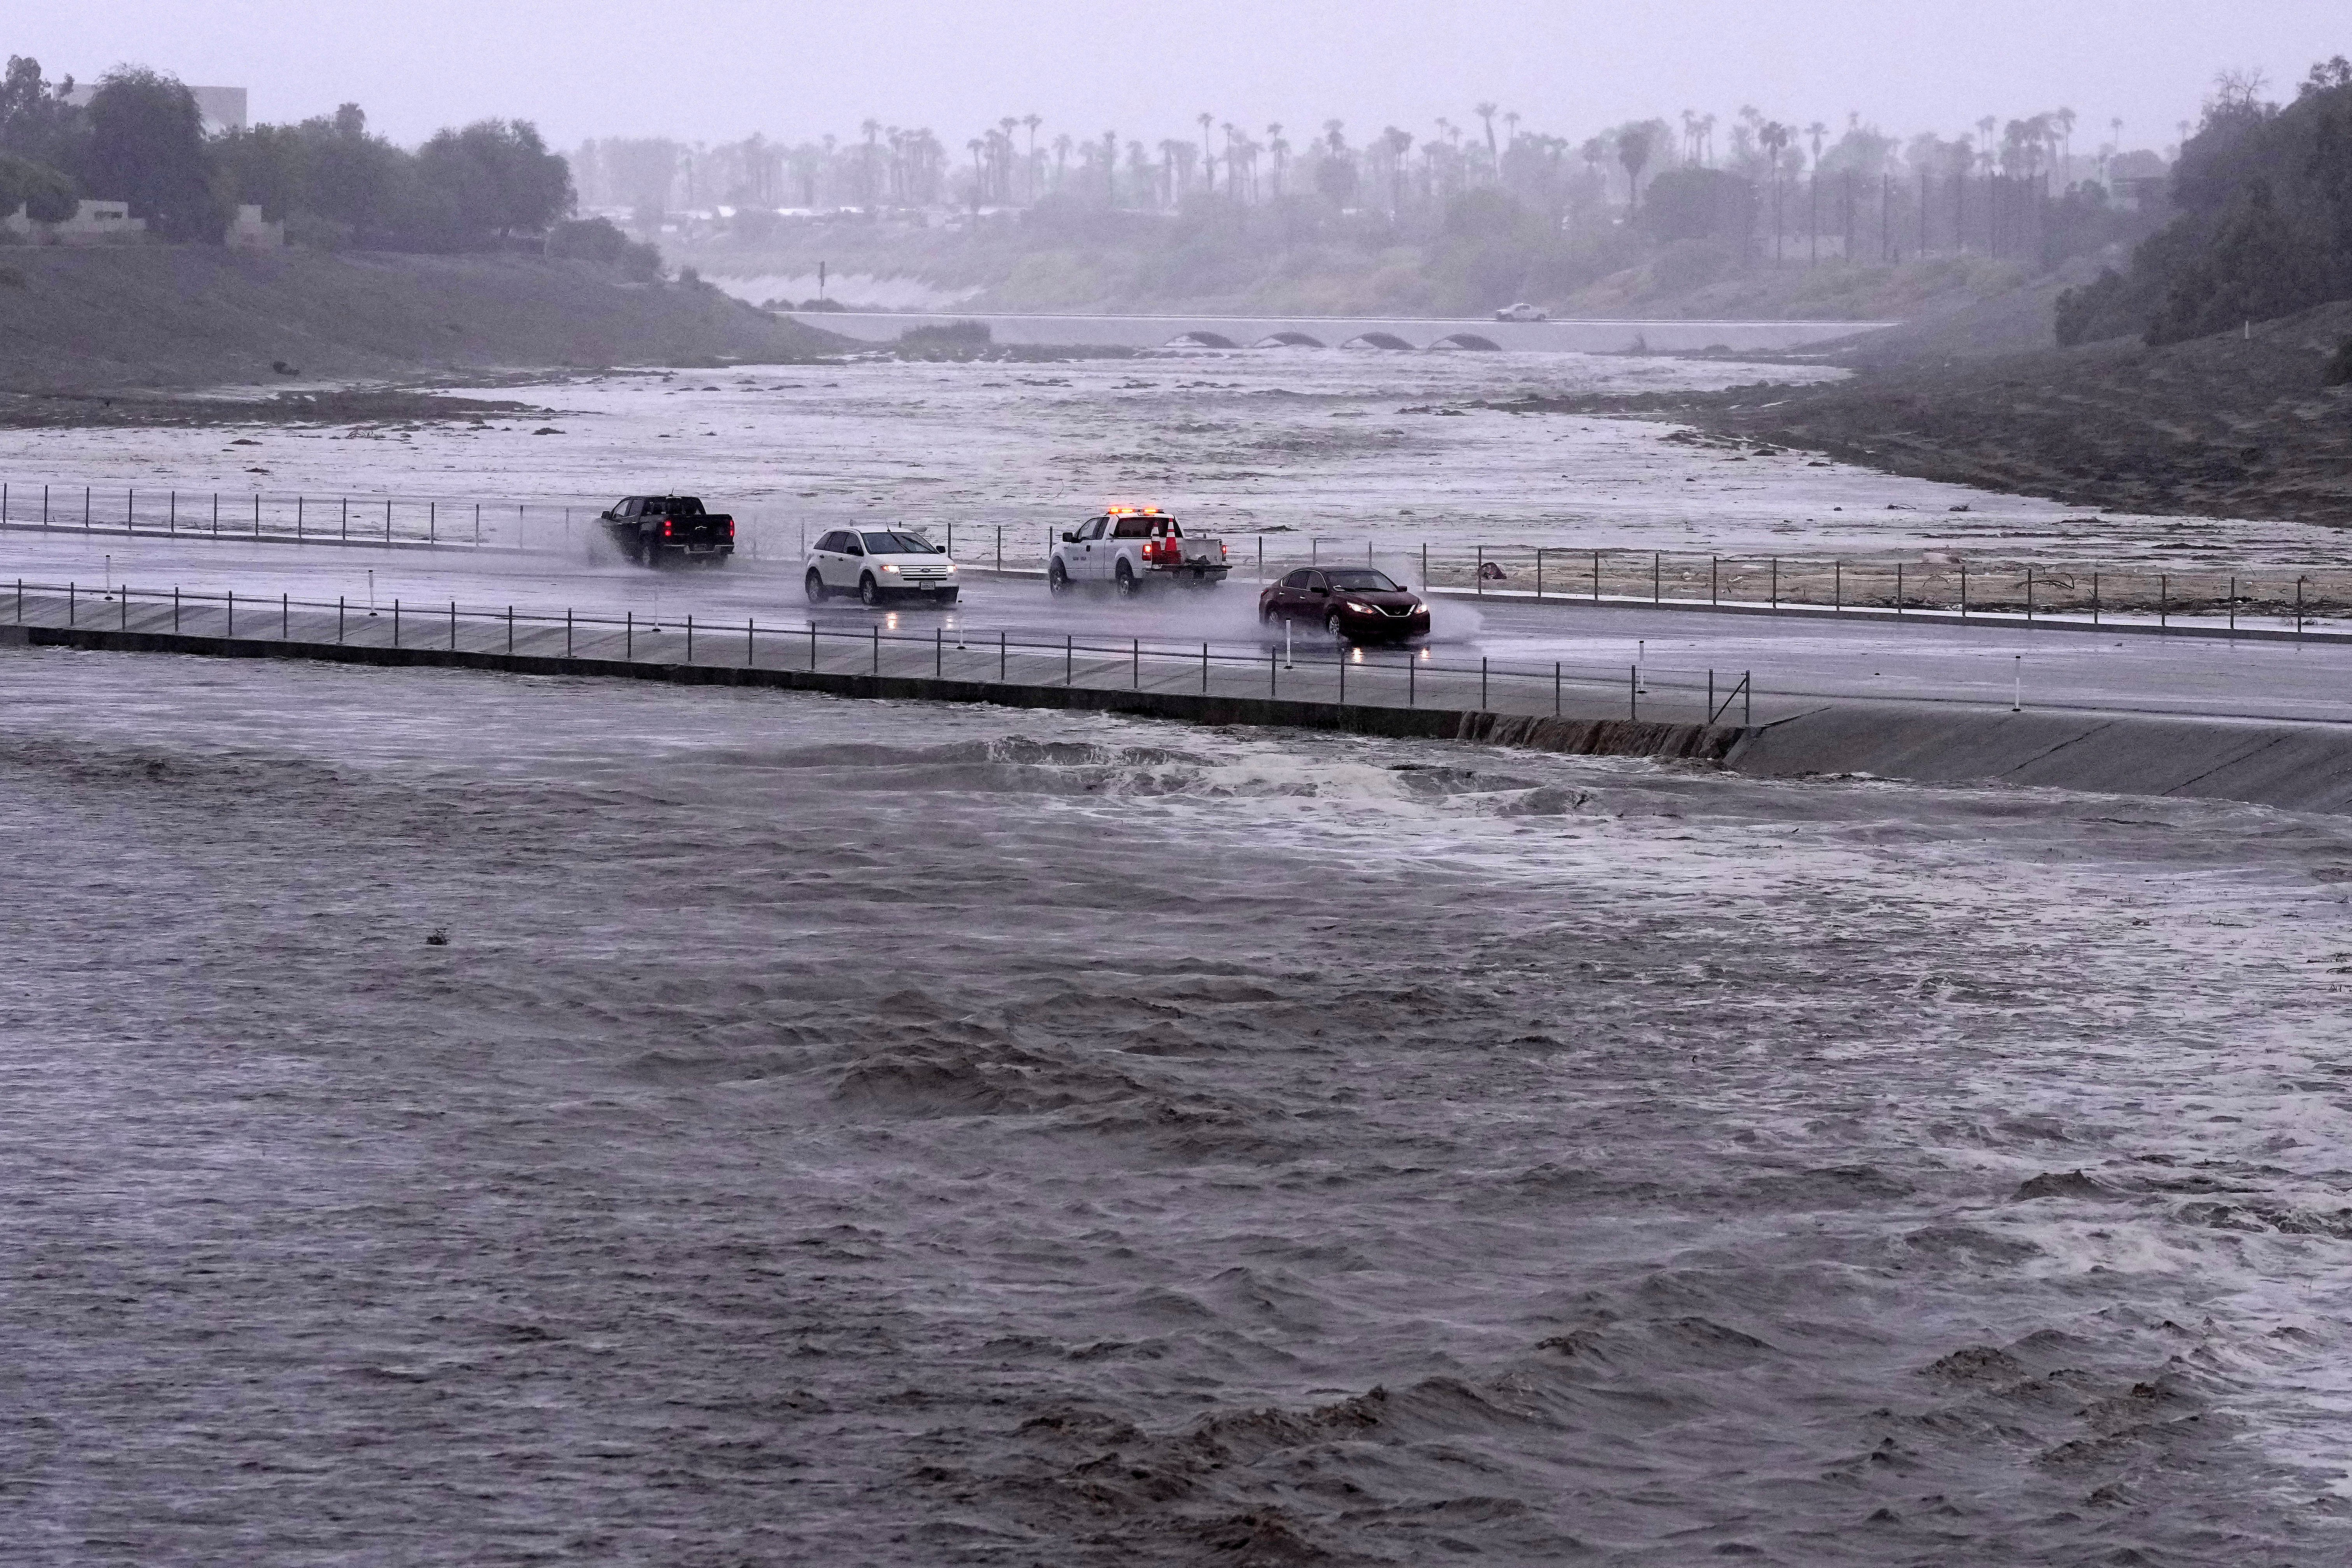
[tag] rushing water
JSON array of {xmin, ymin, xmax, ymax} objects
[{"xmin": 5, "ymin": 646, "xmax": 2351, "ymax": 1564}]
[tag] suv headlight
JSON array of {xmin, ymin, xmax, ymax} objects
[{"xmin": 880, "ymin": 562, "xmax": 899, "ymax": 572}]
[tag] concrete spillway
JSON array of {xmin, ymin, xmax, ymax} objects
[{"xmin": 786, "ymin": 309, "xmax": 1892, "ymax": 355}]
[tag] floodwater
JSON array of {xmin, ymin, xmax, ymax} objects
[
  {"xmin": 6, "ymin": 645, "xmax": 2352, "ymax": 1564},
  {"xmin": 8, "ymin": 349, "xmax": 2340, "ymax": 565}
]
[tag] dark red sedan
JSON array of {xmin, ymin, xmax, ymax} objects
[{"xmin": 1258, "ymin": 567, "xmax": 1432, "ymax": 643}]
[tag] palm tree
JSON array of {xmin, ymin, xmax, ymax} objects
[
  {"xmin": 1806, "ymin": 121, "xmax": 1827, "ymax": 164},
  {"xmin": 2053, "ymin": 106, "xmax": 2075, "ymax": 184},
  {"xmin": 1197, "ymin": 112, "xmax": 1215, "ymax": 195},
  {"xmin": 1102, "ymin": 130, "xmax": 1118, "ymax": 204},
  {"xmin": 1022, "ymin": 114, "xmax": 1042, "ymax": 200},
  {"xmin": 1474, "ymin": 100, "xmax": 1498, "ymax": 176},
  {"xmin": 1267, "ymin": 122, "xmax": 1286, "ymax": 195},
  {"xmin": 1617, "ymin": 125, "xmax": 1653, "ymax": 212},
  {"xmin": 1053, "ymin": 132, "xmax": 1072, "ymax": 191},
  {"xmin": 1757, "ymin": 122, "xmax": 1791, "ymax": 254},
  {"xmin": 1382, "ymin": 125, "xmax": 1413, "ymax": 215}
]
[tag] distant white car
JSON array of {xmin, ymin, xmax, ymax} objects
[
  {"xmin": 804, "ymin": 527, "xmax": 959, "ymax": 607},
  {"xmin": 1493, "ymin": 302, "xmax": 1550, "ymax": 322}
]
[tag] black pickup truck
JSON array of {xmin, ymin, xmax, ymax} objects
[{"xmin": 599, "ymin": 495, "xmax": 735, "ymax": 566}]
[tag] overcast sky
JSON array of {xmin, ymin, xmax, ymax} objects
[{"xmin": 17, "ymin": 1, "xmax": 2348, "ymax": 152}]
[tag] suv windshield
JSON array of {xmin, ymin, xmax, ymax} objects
[
  {"xmin": 861, "ymin": 530, "xmax": 937, "ymax": 554},
  {"xmin": 1324, "ymin": 569, "xmax": 1401, "ymax": 592}
]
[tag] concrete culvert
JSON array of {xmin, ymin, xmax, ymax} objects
[
  {"xmin": 1165, "ymin": 330, "xmax": 1239, "ymax": 348},
  {"xmin": 1431, "ymin": 333, "xmax": 1502, "ymax": 351},
  {"xmin": 1341, "ymin": 332, "xmax": 1415, "ymax": 350},
  {"xmin": 1253, "ymin": 331, "xmax": 1326, "ymax": 348}
]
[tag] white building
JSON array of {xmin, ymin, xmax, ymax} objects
[
  {"xmin": 0, "ymin": 199, "xmax": 149, "ymax": 245},
  {"xmin": 61, "ymin": 83, "xmax": 247, "ymax": 134}
]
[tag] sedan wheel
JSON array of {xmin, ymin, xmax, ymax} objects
[
  {"xmin": 1325, "ymin": 609, "xmax": 1350, "ymax": 643},
  {"xmin": 859, "ymin": 575, "xmax": 883, "ymax": 608},
  {"xmin": 804, "ymin": 569, "xmax": 828, "ymax": 604}
]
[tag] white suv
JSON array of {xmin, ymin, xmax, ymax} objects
[{"xmin": 805, "ymin": 527, "xmax": 960, "ymax": 607}]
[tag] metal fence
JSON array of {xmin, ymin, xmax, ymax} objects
[
  {"xmin": 11, "ymin": 480, "xmax": 2340, "ymax": 634},
  {"xmin": 4, "ymin": 576, "xmax": 1756, "ymax": 728}
]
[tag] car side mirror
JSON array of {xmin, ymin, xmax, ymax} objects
[{"xmin": 1062, "ymin": 531, "xmax": 1080, "ymax": 543}]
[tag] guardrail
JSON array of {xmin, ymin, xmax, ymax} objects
[{"xmin": 4, "ymin": 576, "xmax": 1754, "ymax": 727}]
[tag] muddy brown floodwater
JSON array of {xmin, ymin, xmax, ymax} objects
[{"xmin": 5, "ymin": 646, "xmax": 2352, "ymax": 1565}]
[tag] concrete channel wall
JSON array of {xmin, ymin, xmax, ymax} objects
[{"xmin": 11, "ymin": 622, "xmax": 2352, "ymax": 815}]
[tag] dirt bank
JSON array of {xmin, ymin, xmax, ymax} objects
[
  {"xmin": 0, "ymin": 247, "xmax": 846, "ymax": 393},
  {"xmin": 1505, "ymin": 297, "xmax": 2352, "ymax": 526}
]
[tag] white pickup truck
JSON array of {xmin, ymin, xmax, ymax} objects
[{"xmin": 1048, "ymin": 508, "xmax": 1230, "ymax": 595}]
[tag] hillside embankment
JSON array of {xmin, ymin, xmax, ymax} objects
[
  {"xmin": 1505, "ymin": 295, "xmax": 2352, "ymax": 526},
  {"xmin": 0, "ymin": 247, "xmax": 846, "ymax": 394}
]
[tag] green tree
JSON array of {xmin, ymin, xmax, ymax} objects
[
  {"xmin": 0, "ymin": 55, "xmax": 84, "ymax": 170},
  {"xmin": 82, "ymin": 66, "xmax": 226, "ymax": 240},
  {"xmin": 0, "ymin": 149, "xmax": 75, "ymax": 221},
  {"xmin": 414, "ymin": 118, "xmax": 573, "ymax": 244}
]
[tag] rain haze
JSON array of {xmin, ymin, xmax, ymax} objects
[{"xmin": 8, "ymin": 2, "xmax": 2352, "ymax": 1564}]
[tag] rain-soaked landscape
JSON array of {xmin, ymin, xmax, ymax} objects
[{"xmin": 13, "ymin": 6, "xmax": 2352, "ymax": 1562}]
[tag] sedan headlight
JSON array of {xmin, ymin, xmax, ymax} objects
[{"xmin": 1343, "ymin": 600, "xmax": 1373, "ymax": 613}]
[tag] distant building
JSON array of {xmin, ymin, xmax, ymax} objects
[
  {"xmin": 61, "ymin": 82, "xmax": 247, "ymax": 134},
  {"xmin": 225, "ymin": 203, "xmax": 282, "ymax": 249},
  {"xmin": 1, "ymin": 199, "xmax": 149, "ymax": 245}
]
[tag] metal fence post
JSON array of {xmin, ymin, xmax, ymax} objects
[
  {"xmin": 567, "ymin": 609, "xmax": 574, "ymax": 658},
  {"xmin": 1629, "ymin": 664, "xmax": 1637, "ymax": 720},
  {"xmin": 746, "ymin": 616, "xmax": 753, "ymax": 667},
  {"xmin": 686, "ymin": 613, "xmax": 694, "ymax": 663},
  {"xmin": 508, "ymin": 606, "xmax": 515, "ymax": 654},
  {"xmin": 1481, "ymin": 657, "xmax": 1488, "ymax": 710},
  {"xmin": 1000, "ymin": 630, "xmax": 1007, "ymax": 682},
  {"xmin": 1770, "ymin": 557, "xmax": 1779, "ymax": 609},
  {"xmin": 1652, "ymin": 552, "xmax": 1661, "ymax": 604},
  {"xmin": 872, "ymin": 623, "xmax": 879, "ymax": 674},
  {"xmin": 391, "ymin": 599, "xmax": 397, "ymax": 646},
  {"xmin": 627, "ymin": 611, "xmax": 633, "ymax": 660},
  {"xmin": 1959, "ymin": 562, "xmax": 1968, "ymax": 622},
  {"xmin": 1064, "ymin": 634, "xmax": 1072, "ymax": 686},
  {"xmin": 1476, "ymin": 544, "xmax": 1484, "ymax": 594},
  {"xmin": 2159, "ymin": 574, "xmax": 2168, "ymax": 632},
  {"xmin": 1554, "ymin": 662, "xmax": 1560, "ymax": 716},
  {"xmin": 1131, "ymin": 636, "xmax": 1138, "ymax": 688},
  {"xmin": 1591, "ymin": 550, "xmax": 1600, "ymax": 602},
  {"xmin": 282, "ymin": 592, "xmax": 288, "ymax": 639},
  {"xmin": 448, "ymin": 600, "xmax": 456, "ymax": 650}
]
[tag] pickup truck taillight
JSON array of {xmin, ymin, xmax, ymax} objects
[
  {"xmin": 727, "ymin": 520, "xmax": 735, "ymax": 538},
  {"xmin": 663, "ymin": 520, "xmax": 674, "ymax": 538}
]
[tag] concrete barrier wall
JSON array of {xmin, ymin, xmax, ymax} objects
[
  {"xmin": 1726, "ymin": 702, "xmax": 2352, "ymax": 815},
  {"xmin": 16, "ymin": 622, "xmax": 2352, "ymax": 815}
]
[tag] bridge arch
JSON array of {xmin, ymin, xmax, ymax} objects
[
  {"xmin": 1164, "ymin": 330, "xmax": 1239, "ymax": 348},
  {"xmin": 1252, "ymin": 330, "xmax": 1325, "ymax": 348},
  {"xmin": 1340, "ymin": 331, "xmax": 1415, "ymax": 350},
  {"xmin": 1429, "ymin": 332, "xmax": 1502, "ymax": 351}
]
